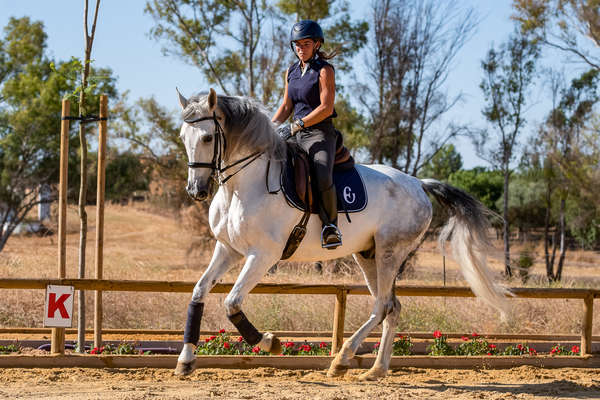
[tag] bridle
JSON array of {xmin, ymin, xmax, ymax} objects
[{"xmin": 185, "ymin": 112, "xmax": 262, "ymax": 185}]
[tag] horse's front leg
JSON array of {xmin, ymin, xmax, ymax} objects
[
  {"xmin": 224, "ymin": 251, "xmax": 282, "ymax": 354},
  {"xmin": 175, "ymin": 241, "xmax": 242, "ymax": 376}
]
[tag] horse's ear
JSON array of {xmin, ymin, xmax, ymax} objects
[
  {"xmin": 176, "ymin": 87, "xmax": 188, "ymax": 110},
  {"xmin": 208, "ymin": 88, "xmax": 217, "ymax": 112}
]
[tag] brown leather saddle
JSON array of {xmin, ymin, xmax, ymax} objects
[{"xmin": 290, "ymin": 130, "xmax": 354, "ymax": 213}]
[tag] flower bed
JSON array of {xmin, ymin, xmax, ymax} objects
[
  {"xmin": 0, "ymin": 329, "xmax": 584, "ymax": 357},
  {"xmin": 374, "ymin": 331, "xmax": 581, "ymax": 356}
]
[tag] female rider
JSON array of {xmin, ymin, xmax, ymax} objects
[{"xmin": 272, "ymin": 19, "xmax": 342, "ymax": 249}]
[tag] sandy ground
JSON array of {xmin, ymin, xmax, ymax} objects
[{"xmin": 0, "ymin": 366, "xmax": 599, "ymax": 399}]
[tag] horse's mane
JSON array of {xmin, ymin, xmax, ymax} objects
[{"xmin": 181, "ymin": 93, "xmax": 286, "ymax": 162}]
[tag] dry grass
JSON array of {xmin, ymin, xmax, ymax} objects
[{"xmin": 0, "ymin": 203, "xmax": 598, "ymax": 337}]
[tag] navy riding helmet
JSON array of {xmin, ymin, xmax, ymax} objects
[{"xmin": 290, "ymin": 20, "xmax": 324, "ymax": 54}]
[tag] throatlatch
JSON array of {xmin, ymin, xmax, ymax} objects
[
  {"xmin": 183, "ymin": 302, "xmax": 204, "ymax": 345},
  {"xmin": 228, "ymin": 311, "xmax": 263, "ymax": 346}
]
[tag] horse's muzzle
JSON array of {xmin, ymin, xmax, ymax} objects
[{"xmin": 186, "ymin": 180, "xmax": 210, "ymax": 202}]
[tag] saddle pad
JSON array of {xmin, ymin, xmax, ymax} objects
[{"xmin": 281, "ymin": 164, "xmax": 368, "ymax": 214}]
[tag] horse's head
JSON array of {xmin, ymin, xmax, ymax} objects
[{"xmin": 178, "ymin": 88, "xmax": 221, "ymax": 202}]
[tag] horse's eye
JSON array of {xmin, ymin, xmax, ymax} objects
[{"xmin": 202, "ymin": 135, "xmax": 213, "ymax": 143}]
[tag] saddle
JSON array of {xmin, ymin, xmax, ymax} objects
[
  {"xmin": 277, "ymin": 129, "xmax": 368, "ymax": 260},
  {"xmin": 286, "ymin": 130, "xmax": 354, "ymax": 213}
]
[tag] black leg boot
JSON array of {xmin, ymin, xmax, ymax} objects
[{"xmin": 319, "ymin": 184, "xmax": 342, "ymax": 249}]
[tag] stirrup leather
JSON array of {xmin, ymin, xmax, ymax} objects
[{"xmin": 321, "ymin": 223, "xmax": 342, "ymax": 249}]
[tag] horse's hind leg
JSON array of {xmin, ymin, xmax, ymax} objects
[
  {"xmin": 175, "ymin": 241, "xmax": 242, "ymax": 376},
  {"xmin": 359, "ymin": 240, "xmax": 421, "ymax": 381},
  {"xmin": 328, "ymin": 252, "xmax": 378, "ymax": 377}
]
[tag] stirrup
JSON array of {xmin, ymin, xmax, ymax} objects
[{"xmin": 321, "ymin": 223, "xmax": 342, "ymax": 249}]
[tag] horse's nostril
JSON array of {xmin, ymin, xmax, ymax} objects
[{"xmin": 198, "ymin": 190, "xmax": 208, "ymax": 199}]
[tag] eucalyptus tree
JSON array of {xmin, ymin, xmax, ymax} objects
[
  {"xmin": 533, "ymin": 69, "xmax": 600, "ymax": 281},
  {"xmin": 357, "ymin": 0, "xmax": 476, "ymax": 175},
  {"xmin": 475, "ymin": 31, "xmax": 539, "ymax": 277},
  {"xmin": 145, "ymin": 0, "xmax": 367, "ymax": 108},
  {"xmin": 513, "ymin": 0, "xmax": 600, "ymax": 71}
]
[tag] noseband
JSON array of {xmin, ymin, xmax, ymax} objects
[{"xmin": 185, "ymin": 112, "xmax": 262, "ymax": 185}]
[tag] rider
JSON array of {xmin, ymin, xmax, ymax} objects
[{"xmin": 272, "ymin": 19, "xmax": 342, "ymax": 249}]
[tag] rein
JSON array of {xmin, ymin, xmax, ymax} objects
[{"xmin": 185, "ymin": 112, "xmax": 262, "ymax": 185}]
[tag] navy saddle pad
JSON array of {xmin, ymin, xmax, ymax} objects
[{"xmin": 281, "ymin": 161, "xmax": 368, "ymax": 214}]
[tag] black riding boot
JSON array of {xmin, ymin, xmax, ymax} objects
[{"xmin": 319, "ymin": 184, "xmax": 342, "ymax": 249}]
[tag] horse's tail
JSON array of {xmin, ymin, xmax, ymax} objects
[{"xmin": 420, "ymin": 178, "xmax": 511, "ymax": 319}]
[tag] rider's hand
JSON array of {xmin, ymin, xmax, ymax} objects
[{"xmin": 290, "ymin": 120, "xmax": 303, "ymax": 135}]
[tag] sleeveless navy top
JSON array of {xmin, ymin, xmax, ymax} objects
[{"xmin": 287, "ymin": 56, "xmax": 337, "ymax": 121}]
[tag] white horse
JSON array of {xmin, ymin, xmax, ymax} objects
[{"xmin": 174, "ymin": 89, "xmax": 510, "ymax": 380}]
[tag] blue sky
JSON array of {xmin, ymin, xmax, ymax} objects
[{"xmin": 0, "ymin": 1, "xmax": 573, "ymax": 168}]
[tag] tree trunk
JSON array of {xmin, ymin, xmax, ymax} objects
[
  {"xmin": 544, "ymin": 186, "xmax": 554, "ymax": 281},
  {"xmin": 503, "ymin": 168, "xmax": 512, "ymax": 277},
  {"xmin": 556, "ymin": 197, "xmax": 567, "ymax": 281},
  {"xmin": 77, "ymin": 0, "xmax": 100, "ymax": 353}
]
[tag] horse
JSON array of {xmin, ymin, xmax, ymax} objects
[{"xmin": 174, "ymin": 88, "xmax": 510, "ymax": 381}]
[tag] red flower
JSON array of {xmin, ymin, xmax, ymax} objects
[
  {"xmin": 319, "ymin": 342, "xmax": 327, "ymax": 348},
  {"xmin": 374, "ymin": 342, "xmax": 380, "ymax": 349},
  {"xmin": 285, "ymin": 342, "xmax": 294, "ymax": 348},
  {"xmin": 397, "ymin": 334, "xmax": 404, "ymax": 338},
  {"xmin": 90, "ymin": 347, "xmax": 98, "ymax": 355},
  {"xmin": 461, "ymin": 336, "xmax": 469, "ymax": 341},
  {"xmin": 237, "ymin": 336, "xmax": 243, "ymax": 342},
  {"xmin": 517, "ymin": 344, "xmax": 523, "ymax": 350},
  {"xmin": 223, "ymin": 342, "xmax": 230, "ymax": 349},
  {"xmin": 433, "ymin": 330, "xmax": 442, "ymax": 339},
  {"xmin": 209, "ymin": 336, "xmax": 216, "ymax": 341},
  {"xmin": 487, "ymin": 352, "xmax": 492, "ymax": 355},
  {"xmin": 301, "ymin": 345, "xmax": 311, "ymax": 352},
  {"xmin": 550, "ymin": 348, "xmax": 557, "ymax": 354},
  {"xmin": 529, "ymin": 348, "xmax": 537, "ymax": 355},
  {"xmin": 99, "ymin": 346, "xmax": 105, "ymax": 354},
  {"xmin": 471, "ymin": 332, "xmax": 479, "ymax": 338},
  {"xmin": 488, "ymin": 344, "xmax": 496, "ymax": 349},
  {"xmin": 252, "ymin": 346, "xmax": 260, "ymax": 354},
  {"xmin": 205, "ymin": 338, "xmax": 211, "ymax": 343},
  {"xmin": 219, "ymin": 329, "xmax": 226, "ymax": 334},
  {"xmin": 571, "ymin": 345, "xmax": 580, "ymax": 354}
]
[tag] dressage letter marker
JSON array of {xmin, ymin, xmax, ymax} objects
[{"xmin": 44, "ymin": 285, "xmax": 74, "ymax": 328}]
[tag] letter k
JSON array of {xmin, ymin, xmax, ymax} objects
[{"xmin": 47, "ymin": 293, "xmax": 70, "ymax": 318}]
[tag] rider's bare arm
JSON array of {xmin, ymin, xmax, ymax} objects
[
  {"xmin": 272, "ymin": 69, "xmax": 293, "ymax": 124},
  {"xmin": 298, "ymin": 65, "xmax": 335, "ymax": 128}
]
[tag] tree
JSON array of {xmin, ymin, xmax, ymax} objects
[
  {"xmin": 0, "ymin": 17, "xmax": 115, "ymax": 253},
  {"xmin": 418, "ymin": 144, "xmax": 463, "ymax": 181},
  {"xmin": 448, "ymin": 167, "xmax": 504, "ymax": 213},
  {"xmin": 357, "ymin": 0, "xmax": 475, "ymax": 176},
  {"xmin": 474, "ymin": 31, "xmax": 539, "ymax": 277},
  {"xmin": 145, "ymin": 0, "xmax": 367, "ymax": 107},
  {"xmin": 534, "ymin": 68, "xmax": 600, "ymax": 281},
  {"xmin": 513, "ymin": 0, "xmax": 600, "ymax": 71}
]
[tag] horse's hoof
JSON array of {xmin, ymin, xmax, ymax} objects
[
  {"xmin": 269, "ymin": 336, "xmax": 282, "ymax": 355},
  {"xmin": 358, "ymin": 367, "xmax": 386, "ymax": 381},
  {"xmin": 174, "ymin": 360, "xmax": 196, "ymax": 376},
  {"xmin": 327, "ymin": 363, "xmax": 350, "ymax": 377}
]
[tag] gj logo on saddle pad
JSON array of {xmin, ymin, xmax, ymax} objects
[{"xmin": 44, "ymin": 285, "xmax": 74, "ymax": 328}]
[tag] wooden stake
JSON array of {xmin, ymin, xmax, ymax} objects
[
  {"xmin": 52, "ymin": 99, "xmax": 70, "ymax": 355},
  {"xmin": 582, "ymin": 295, "xmax": 594, "ymax": 355},
  {"xmin": 331, "ymin": 290, "xmax": 347, "ymax": 355},
  {"xmin": 94, "ymin": 95, "xmax": 108, "ymax": 350}
]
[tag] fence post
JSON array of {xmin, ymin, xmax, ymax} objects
[
  {"xmin": 581, "ymin": 294, "xmax": 593, "ymax": 356},
  {"xmin": 51, "ymin": 99, "xmax": 70, "ymax": 355},
  {"xmin": 94, "ymin": 95, "xmax": 108, "ymax": 350},
  {"xmin": 331, "ymin": 289, "xmax": 347, "ymax": 355}
]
